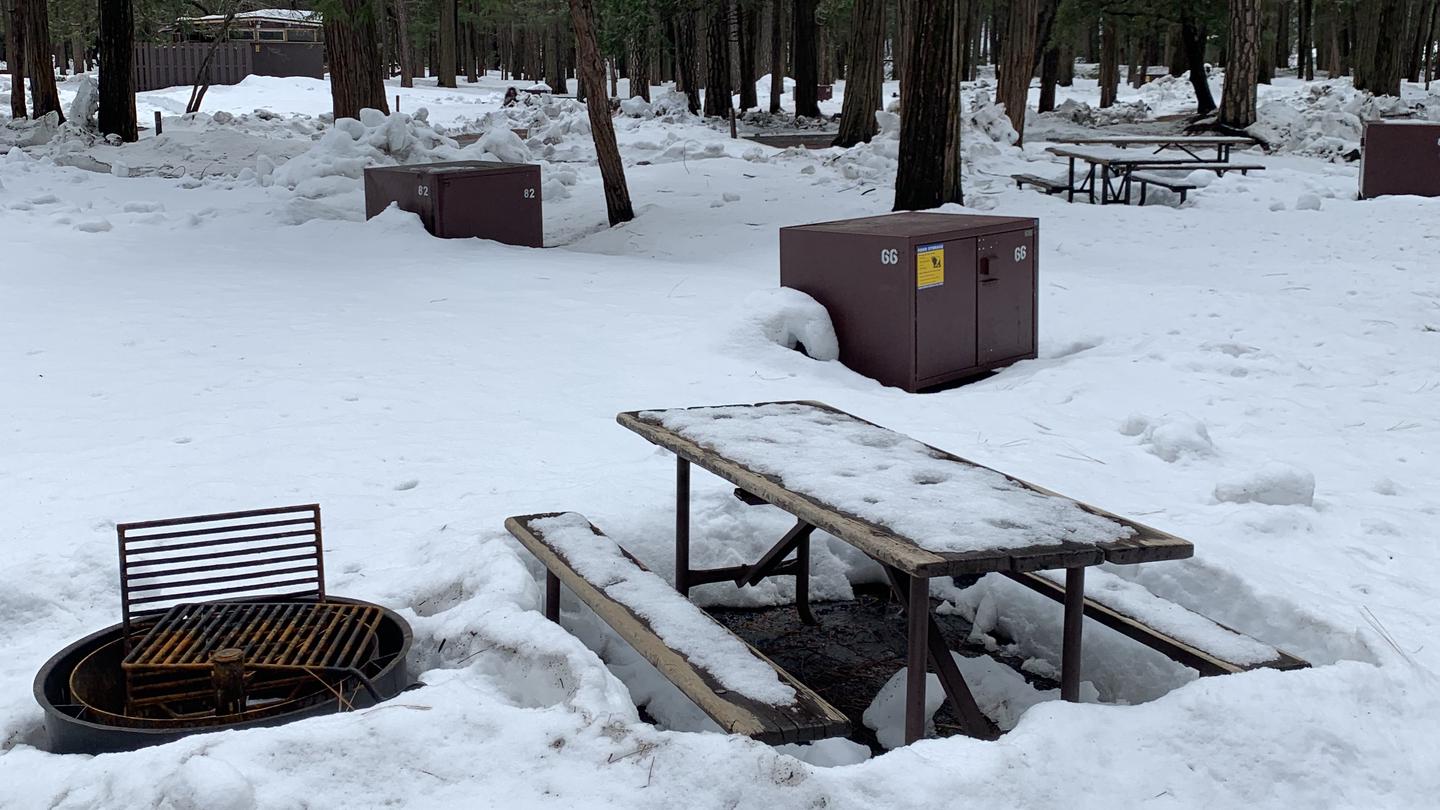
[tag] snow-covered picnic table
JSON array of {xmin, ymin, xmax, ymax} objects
[
  {"xmin": 1050, "ymin": 134, "xmax": 1255, "ymax": 162},
  {"xmin": 615, "ymin": 400, "xmax": 1199, "ymax": 744},
  {"xmin": 1042, "ymin": 143, "xmax": 1266, "ymax": 204}
]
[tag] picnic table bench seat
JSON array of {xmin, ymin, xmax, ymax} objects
[
  {"xmin": 505, "ymin": 512, "xmax": 851, "ymax": 745},
  {"xmin": 1127, "ymin": 164, "xmax": 1264, "ymax": 205},
  {"xmin": 1012, "ymin": 173, "xmax": 1071, "ymax": 195},
  {"xmin": 1004, "ymin": 569, "xmax": 1308, "ymax": 676}
]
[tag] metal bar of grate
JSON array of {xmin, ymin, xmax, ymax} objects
[{"xmin": 123, "ymin": 601, "xmax": 385, "ymax": 674}]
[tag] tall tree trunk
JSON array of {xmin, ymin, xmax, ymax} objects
[
  {"xmin": 833, "ymin": 0, "xmax": 883, "ymax": 146},
  {"xmin": 395, "ymin": 6, "xmax": 413, "ymax": 87},
  {"xmin": 1181, "ymin": 6, "xmax": 1218, "ymax": 115},
  {"xmin": 18, "ymin": 0, "xmax": 60, "ymax": 121},
  {"xmin": 325, "ymin": 0, "xmax": 391, "ymax": 119},
  {"xmin": 1298, "ymin": 0, "xmax": 1313, "ymax": 80},
  {"xmin": 569, "ymin": 0, "xmax": 634, "ymax": 225},
  {"xmin": 996, "ymin": 0, "xmax": 1039, "ymax": 141},
  {"xmin": 437, "ymin": 0, "xmax": 457, "ymax": 87},
  {"xmin": 942, "ymin": 0, "xmax": 964, "ymax": 205},
  {"xmin": 792, "ymin": 0, "xmax": 819, "ymax": 116},
  {"xmin": 1098, "ymin": 15, "xmax": 1119, "ymax": 108},
  {"xmin": 738, "ymin": 0, "xmax": 758, "ymax": 109},
  {"xmin": 1220, "ymin": 0, "xmax": 1261, "ymax": 128},
  {"xmin": 1275, "ymin": 1, "xmax": 1291, "ymax": 71},
  {"xmin": 98, "ymin": 0, "xmax": 136, "ymax": 141},
  {"xmin": 769, "ymin": 0, "xmax": 783, "ymax": 112},
  {"xmin": 629, "ymin": 22, "xmax": 652, "ymax": 101},
  {"xmin": 1038, "ymin": 46, "xmax": 1060, "ymax": 112},
  {"xmin": 704, "ymin": 3, "xmax": 733, "ymax": 116},
  {"xmin": 1353, "ymin": 0, "xmax": 1406, "ymax": 95},
  {"xmin": 893, "ymin": 0, "xmax": 956, "ymax": 211},
  {"xmin": 4, "ymin": 0, "xmax": 27, "ymax": 119},
  {"xmin": 675, "ymin": 9, "xmax": 701, "ymax": 113},
  {"xmin": 1257, "ymin": 0, "xmax": 1276, "ymax": 83}
]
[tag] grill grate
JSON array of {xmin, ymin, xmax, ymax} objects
[
  {"xmin": 121, "ymin": 601, "xmax": 384, "ymax": 710},
  {"xmin": 117, "ymin": 504, "xmax": 326, "ymax": 638}
]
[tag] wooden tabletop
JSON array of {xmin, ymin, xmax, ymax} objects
[
  {"xmin": 1045, "ymin": 145, "xmax": 1216, "ymax": 166},
  {"xmin": 1050, "ymin": 135, "xmax": 1254, "ymax": 146},
  {"xmin": 618, "ymin": 401, "xmax": 1192, "ymax": 578}
]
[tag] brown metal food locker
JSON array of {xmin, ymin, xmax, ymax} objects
[
  {"xmin": 780, "ymin": 212, "xmax": 1039, "ymax": 393},
  {"xmin": 1359, "ymin": 121, "xmax": 1440, "ymax": 200},
  {"xmin": 363, "ymin": 160, "xmax": 544, "ymax": 247}
]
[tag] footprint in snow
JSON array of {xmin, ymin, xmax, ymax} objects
[
  {"xmin": 173, "ymin": 437, "xmax": 192, "ymax": 444},
  {"xmin": 394, "ymin": 479, "xmax": 419, "ymax": 491}
]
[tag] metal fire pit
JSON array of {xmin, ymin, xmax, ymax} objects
[
  {"xmin": 34, "ymin": 596, "xmax": 412, "ymax": 754},
  {"xmin": 33, "ymin": 505, "xmax": 414, "ymax": 754}
]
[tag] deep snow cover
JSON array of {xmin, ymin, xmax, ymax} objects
[
  {"xmin": 641, "ymin": 402, "xmax": 1136, "ymax": 553},
  {"xmin": 1, "ymin": 65, "xmax": 1439, "ymax": 809}
]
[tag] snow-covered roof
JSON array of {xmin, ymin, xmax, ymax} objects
[{"xmin": 178, "ymin": 9, "xmax": 321, "ymax": 26}]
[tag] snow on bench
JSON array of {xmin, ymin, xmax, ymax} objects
[
  {"xmin": 1004, "ymin": 568, "xmax": 1308, "ymax": 676},
  {"xmin": 1013, "ymin": 173, "xmax": 1071, "ymax": 195},
  {"xmin": 504, "ymin": 512, "xmax": 850, "ymax": 744}
]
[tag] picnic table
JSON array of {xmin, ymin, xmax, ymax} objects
[
  {"xmin": 617, "ymin": 401, "xmax": 1200, "ymax": 744},
  {"xmin": 1050, "ymin": 134, "xmax": 1255, "ymax": 162},
  {"xmin": 510, "ymin": 401, "xmax": 1305, "ymax": 747},
  {"xmin": 1043, "ymin": 144, "xmax": 1265, "ymax": 205}
]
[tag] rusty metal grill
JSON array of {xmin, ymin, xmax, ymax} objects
[
  {"xmin": 121, "ymin": 601, "xmax": 384, "ymax": 710},
  {"xmin": 117, "ymin": 504, "xmax": 326, "ymax": 637}
]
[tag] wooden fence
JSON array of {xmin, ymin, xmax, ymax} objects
[{"xmin": 133, "ymin": 43, "xmax": 253, "ymax": 93}]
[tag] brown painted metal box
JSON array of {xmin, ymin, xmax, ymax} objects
[
  {"xmin": 780, "ymin": 212, "xmax": 1038, "ymax": 392},
  {"xmin": 1360, "ymin": 121, "xmax": 1440, "ymax": 199},
  {"xmin": 363, "ymin": 160, "xmax": 543, "ymax": 247}
]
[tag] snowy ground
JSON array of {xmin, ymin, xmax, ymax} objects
[{"xmin": 2, "ymin": 69, "xmax": 1440, "ymax": 808}]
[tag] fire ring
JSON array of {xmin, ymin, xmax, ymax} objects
[{"xmin": 33, "ymin": 596, "xmax": 412, "ymax": 754}]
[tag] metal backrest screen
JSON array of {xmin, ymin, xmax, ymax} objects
[{"xmin": 117, "ymin": 504, "xmax": 326, "ymax": 633}]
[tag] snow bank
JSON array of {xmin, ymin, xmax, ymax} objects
[
  {"xmin": 643, "ymin": 403, "xmax": 1136, "ymax": 554},
  {"xmin": 270, "ymin": 107, "xmax": 460, "ymax": 190},
  {"xmin": 744, "ymin": 288, "xmax": 840, "ymax": 361},
  {"xmin": 1214, "ymin": 462, "xmax": 1316, "ymax": 507},
  {"xmin": 1250, "ymin": 81, "xmax": 1422, "ymax": 159}
]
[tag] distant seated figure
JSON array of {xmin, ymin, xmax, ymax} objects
[{"xmin": 503, "ymin": 87, "xmax": 519, "ymax": 107}]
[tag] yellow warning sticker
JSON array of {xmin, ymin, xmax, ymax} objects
[{"xmin": 916, "ymin": 243, "xmax": 944, "ymax": 289}]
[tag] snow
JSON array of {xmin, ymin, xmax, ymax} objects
[
  {"xmin": 1214, "ymin": 462, "xmax": 1317, "ymax": 507},
  {"xmin": 1033, "ymin": 567, "xmax": 1283, "ymax": 666},
  {"xmin": 1, "ymin": 66, "xmax": 1439, "ymax": 807},
  {"xmin": 529, "ymin": 513, "xmax": 796, "ymax": 705},
  {"xmin": 641, "ymin": 403, "xmax": 1136, "ymax": 554},
  {"xmin": 745, "ymin": 288, "xmax": 840, "ymax": 361}
]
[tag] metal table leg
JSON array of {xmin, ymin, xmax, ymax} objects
[
  {"xmin": 1067, "ymin": 157, "xmax": 1076, "ymax": 203},
  {"xmin": 795, "ymin": 532, "xmax": 816, "ymax": 626},
  {"xmin": 1061, "ymin": 566, "xmax": 1086, "ymax": 702},
  {"xmin": 544, "ymin": 571, "xmax": 561, "ymax": 621},
  {"xmin": 676, "ymin": 457, "xmax": 690, "ymax": 596},
  {"xmin": 905, "ymin": 573, "xmax": 929, "ymax": 744}
]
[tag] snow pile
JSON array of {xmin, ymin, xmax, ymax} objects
[
  {"xmin": 744, "ymin": 288, "xmax": 840, "ymax": 361},
  {"xmin": 0, "ymin": 111, "xmax": 61, "ymax": 149},
  {"xmin": 270, "ymin": 107, "xmax": 461, "ymax": 191},
  {"xmin": 529, "ymin": 513, "xmax": 797, "ymax": 705},
  {"xmin": 1251, "ymin": 82, "xmax": 1416, "ymax": 159},
  {"xmin": 643, "ymin": 403, "xmax": 1136, "ymax": 554},
  {"xmin": 67, "ymin": 75, "xmax": 99, "ymax": 129},
  {"xmin": 863, "ymin": 655, "xmax": 1101, "ymax": 748},
  {"xmin": 1047, "ymin": 98, "xmax": 1153, "ymax": 127},
  {"xmin": 1120, "ymin": 413, "xmax": 1216, "ymax": 462},
  {"xmin": 968, "ymin": 94, "xmax": 1020, "ymax": 146},
  {"xmin": 1214, "ymin": 462, "xmax": 1316, "ymax": 507},
  {"xmin": 1138, "ymin": 74, "xmax": 1198, "ymax": 108}
]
